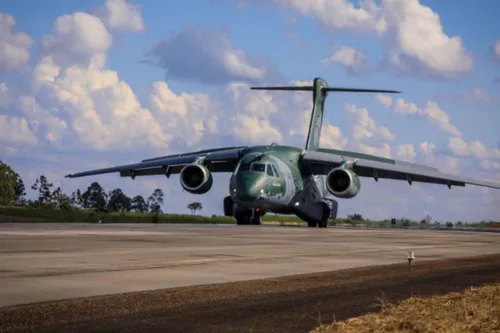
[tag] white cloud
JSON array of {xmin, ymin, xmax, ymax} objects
[
  {"xmin": 492, "ymin": 40, "xmax": 500, "ymax": 63},
  {"xmin": 379, "ymin": 0, "xmax": 473, "ymax": 79},
  {"xmin": 0, "ymin": 12, "xmax": 33, "ymax": 72},
  {"xmin": 392, "ymin": 98, "xmax": 461, "ymax": 137},
  {"xmin": 256, "ymin": 0, "xmax": 473, "ymax": 79},
  {"xmin": 273, "ymin": 0, "xmax": 381, "ymax": 32},
  {"xmin": 423, "ymin": 101, "xmax": 461, "ymax": 137},
  {"xmin": 31, "ymin": 57, "xmax": 168, "ymax": 151},
  {"xmin": 0, "ymin": 114, "xmax": 38, "ymax": 146},
  {"xmin": 448, "ymin": 138, "xmax": 499, "ymax": 159},
  {"xmin": 375, "ymin": 93, "xmax": 392, "ymax": 108},
  {"xmin": 144, "ymin": 26, "xmax": 279, "ymax": 85},
  {"xmin": 96, "ymin": 0, "xmax": 144, "ymax": 32},
  {"xmin": 40, "ymin": 12, "xmax": 112, "ymax": 68},
  {"xmin": 396, "ymin": 144, "xmax": 416, "ymax": 162},
  {"xmin": 394, "ymin": 98, "xmax": 420, "ymax": 115},
  {"xmin": 481, "ymin": 160, "xmax": 500, "ymax": 170},
  {"xmin": 319, "ymin": 124, "xmax": 348, "ymax": 150},
  {"xmin": 321, "ymin": 45, "xmax": 368, "ymax": 74},
  {"xmin": 419, "ymin": 141, "xmax": 436, "ymax": 158},
  {"xmin": 149, "ymin": 81, "xmax": 218, "ymax": 147},
  {"xmin": 17, "ymin": 95, "xmax": 68, "ymax": 146},
  {"xmin": 358, "ymin": 142, "xmax": 392, "ymax": 159},
  {"xmin": 346, "ymin": 103, "xmax": 396, "ymax": 142},
  {"xmin": 0, "ymin": 82, "xmax": 9, "ymax": 108}
]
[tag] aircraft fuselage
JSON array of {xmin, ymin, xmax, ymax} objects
[{"xmin": 225, "ymin": 145, "xmax": 337, "ymax": 227}]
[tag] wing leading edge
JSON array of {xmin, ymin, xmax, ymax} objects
[
  {"xmin": 301, "ymin": 150, "xmax": 500, "ymax": 190},
  {"xmin": 65, "ymin": 147, "xmax": 246, "ymax": 179}
]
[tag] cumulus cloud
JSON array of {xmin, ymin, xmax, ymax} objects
[
  {"xmin": 393, "ymin": 98, "xmax": 420, "ymax": 115},
  {"xmin": 491, "ymin": 40, "xmax": 500, "ymax": 63},
  {"xmin": 390, "ymin": 98, "xmax": 461, "ymax": 137},
  {"xmin": 40, "ymin": 12, "xmax": 112, "ymax": 68},
  {"xmin": 95, "ymin": 0, "xmax": 144, "ymax": 32},
  {"xmin": 144, "ymin": 26, "xmax": 282, "ymax": 85},
  {"xmin": 0, "ymin": 82, "xmax": 9, "ymax": 108},
  {"xmin": 321, "ymin": 45, "xmax": 369, "ymax": 74},
  {"xmin": 0, "ymin": 114, "xmax": 38, "ymax": 146},
  {"xmin": 358, "ymin": 142, "xmax": 392, "ymax": 159},
  {"xmin": 419, "ymin": 141, "xmax": 436, "ymax": 158},
  {"xmin": 0, "ymin": 12, "xmax": 33, "ymax": 72},
  {"xmin": 375, "ymin": 93, "xmax": 392, "ymax": 108},
  {"xmin": 378, "ymin": 0, "xmax": 473, "ymax": 79},
  {"xmin": 319, "ymin": 124, "xmax": 349, "ymax": 150},
  {"xmin": 248, "ymin": 0, "xmax": 473, "ymax": 79},
  {"xmin": 396, "ymin": 144, "xmax": 416, "ymax": 162},
  {"xmin": 346, "ymin": 103, "xmax": 396, "ymax": 142},
  {"xmin": 149, "ymin": 81, "xmax": 218, "ymax": 147},
  {"xmin": 422, "ymin": 101, "xmax": 461, "ymax": 137},
  {"xmin": 448, "ymin": 137, "xmax": 500, "ymax": 160},
  {"xmin": 481, "ymin": 160, "xmax": 500, "ymax": 170}
]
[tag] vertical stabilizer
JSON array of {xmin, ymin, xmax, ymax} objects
[
  {"xmin": 305, "ymin": 78, "xmax": 328, "ymax": 151},
  {"xmin": 249, "ymin": 78, "xmax": 400, "ymax": 151}
]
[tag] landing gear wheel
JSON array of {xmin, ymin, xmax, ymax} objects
[
  {"xmin": 318, "ymin": 202, "xmax": 330, "ymax": 228},
  {"xmin": 235, "ymin": 212, "xmax": 251, "ymax": 225},
  {"xmin": 307, "ymin": 221, "xmax": 317, "ymax": 227},
  {"xmin": 251, "ymin": 214, "xmax": 262, "ymax": 225}
]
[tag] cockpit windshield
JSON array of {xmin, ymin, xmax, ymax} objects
[{"xmin": 251, "ymin": 163, "xmax": 266, "ymax": 172}]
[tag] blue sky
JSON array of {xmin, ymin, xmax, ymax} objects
[{"xmin": 1, "ymin": 0, "xmax": 499, "ymax": 222}]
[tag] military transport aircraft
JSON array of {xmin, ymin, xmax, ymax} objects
[{"xmin": 65, "ymin": 77, "xmax": 500, "ymax": 228}]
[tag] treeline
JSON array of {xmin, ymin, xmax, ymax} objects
[{"xmin": 0, "ymin": 161, "xmax": 164, "ymax": 214}]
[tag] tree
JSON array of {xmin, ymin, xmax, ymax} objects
[
  {"xmin": 0, "ymin": 161, "xmax": 18, "ymax": 205},
  {"xmin": 347, "ymin": 213, "xmax": 364, "ymax": 221},
  {"xmin": 131, "ymin": 195, "xmax": 148, "ymax": 213},
  {"xmin": 187, "ymin": 201, "xmax": 203, "ymax": 214},
  {"xmin": 71, "ymin": 189, "xmax": 83, "ymax": 208},
  {"xmin": 14, "ymin": 174, "xmax": 26, "ymax": 204},
  {"xmin": 147, "ymin": 189, "xmax": 164, "ymax": 214},
  {"xmin": 31, "ymin": 175, "xmax": 54, "ymax": 205},
  {"xmin": 81, "ymin": 182, "xmax": 108, "ymax": 211},
  {"xmin": 106, "ymin": 188, "xmax": 132, "ymax": 212}
]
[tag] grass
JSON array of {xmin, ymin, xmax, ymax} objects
[
  {"xmin": 311, "ymin": 283, "xmax": 500, "ymax": 333},
  {"xmin": 0, "ymin": 205, "xmax": 497, "ymax": 229}
]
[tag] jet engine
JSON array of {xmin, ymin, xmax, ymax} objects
[
  {"xmin": 326, "ymin": 167, "xmax": 361, "ymax": 198},
  {"xmin": 180, "ymin": 164, "xmax": 213, "ymax": 194}
]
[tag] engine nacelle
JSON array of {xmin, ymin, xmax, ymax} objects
[
  {"xmin": 326, "ymin": 167, "xmax": 361, "ymax": 198},
  {"xmin": 180, "ymin": 164, "xmax": 213, "ymax": 194}
]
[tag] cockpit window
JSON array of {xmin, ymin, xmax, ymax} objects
[
  {"xmin": 266, "ymin": 164, "xmax": 274, "ymax": 177},
  {"xmin": 251, "ymin": 163, "xmax": 266, "ymax": 172},
  {"xmin": 239, "ymin": 163, "xmax": 250, "ymax": 172},
  {"xmin": 271, "ymin": 164, "xmax": 279, "ymax": 177}
]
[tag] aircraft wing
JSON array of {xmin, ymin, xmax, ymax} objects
[
  {"xmin": 65, "ymin": 146, "xmax": 247, "ymax": 179},
  {"xmin": 301, "ymin": 150, "xmax": 500, "ymax": 190}
]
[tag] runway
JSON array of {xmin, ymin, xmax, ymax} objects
[{"xmin": 1, "ymin": 223, "xmax": 500, "ymax": 308}]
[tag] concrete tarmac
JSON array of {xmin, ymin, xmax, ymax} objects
[{"xmin": 1, "ymin": 223, "xmax": 499, "ymax": 308}]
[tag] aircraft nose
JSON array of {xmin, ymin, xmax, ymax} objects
[{"xmin": 234, "ymin": 176, "xmax": 264, "ymax": 202}]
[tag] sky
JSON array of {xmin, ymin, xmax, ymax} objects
[{"xmin": 1, "ymin": 0, "xmax": 499, "ymax": 222}]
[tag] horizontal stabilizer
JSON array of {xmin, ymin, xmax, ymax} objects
[
  {"xmin": 250, "ymin": 85, "xmax": 400, "ymax": 94},
  {"xmin": 250, "ymin": 86, "xmax": 313, "ymax": 91}
]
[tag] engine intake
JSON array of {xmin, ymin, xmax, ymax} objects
[
  {"xmin": 326, "ymin": 167, "xmax": 361, "ymax": 198},
  {"xmin": 180, "ymin": 164, "xmax": 213, "ymax": 194}
]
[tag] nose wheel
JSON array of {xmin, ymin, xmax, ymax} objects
[{"xmin": 235, "ymin": 209, "xmax": 262, "ymax": 225}]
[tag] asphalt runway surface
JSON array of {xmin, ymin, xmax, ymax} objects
[{"xmin": 1, "ymin": 223, "xmax": 500, "ymax": 333}]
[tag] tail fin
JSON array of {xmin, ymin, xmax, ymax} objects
[{"xmin": 250, "ymin": 77, "xmax": 400, "ymax": 151}]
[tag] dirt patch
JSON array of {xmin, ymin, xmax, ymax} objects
[
  {"xmin": 313, "ymin": 283, "xmax": 500, "ymax": 333},
  {"xmin": 1, "ymin": 254, "xmax": 500, "ymax": 333}
]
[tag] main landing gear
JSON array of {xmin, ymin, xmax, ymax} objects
[
  {"xmin": 223, "ymin": 196, "xmax": 261, "ymax": 225},
  {"xmin": 234, "ymin": 209, "xmax": 262, "ymax": 225}
]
